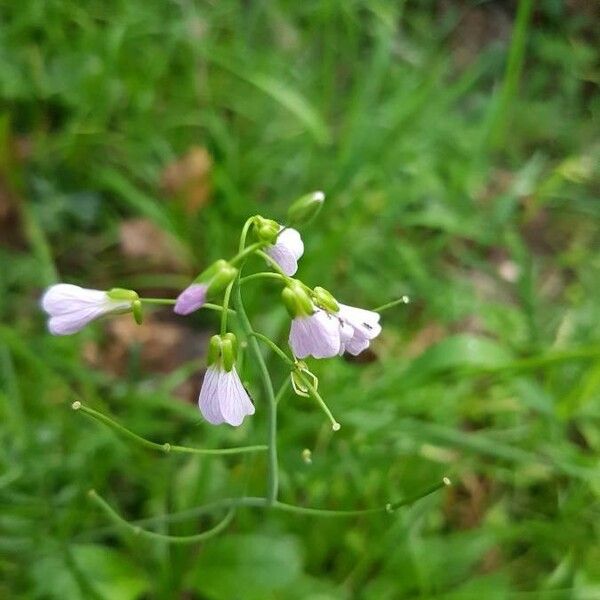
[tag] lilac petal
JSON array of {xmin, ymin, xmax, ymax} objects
[
  {"xmin": 338, "ymin": 303, "xmax": 382, "ymax": 340},
  {"xmin": 41, "ymin": 284, "xmax": 109, "ymax": 316},
  {"xmin": 338, "ymin": 320, "xmax": 354, "ymax": 356},
  {"xmin": 266, "ymin": 228, "xmax": 304, "ymax": 276},
  {"xmin": 343, "ymin": 332, "xmax": 371, "ymax": 356},
  {"xmin": 266, "ymin": 245, "xmax": 298, "ymax": 276},
  {"xmin": 48, "ymin": 306, "xmax": 112, "ymax": 335},
  {"xmin": 289, "ymin": 310, "xmax": 340, "ymax": 359},
  {"xmin": 174, "ymin": 284, "xmax": 207, "ymax": 315},
  {"xmin": 199, "ymin": 366, "xmax": 226, "ymax": 425},
  {"xmin": 41, "ymin": 284, "xmax": 131, "ymax": 335},
  {"xmin": 218, "ymin": 367, "xmax": 255, "ymax": 427}
]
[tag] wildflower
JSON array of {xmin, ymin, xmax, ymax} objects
[
  {"xmin": 253, "ymin": 216, "xmax": 304, "ymax": 276},
  {"xmin": 41, "ymin": 284, "xmax": 136, "ymax": 335},
  {"xmin": 174, "ymin": 260, "xmax": 237, "ymax": 316},
  {"xmin": 266, "ymin": 227, "xmax": 304, "ymax": 276},
  {"xmin": 312, "ymin": 286, "xmax": 381, "ymax": 356},
  {"xmin": 282, "ymin": 282, "xmax": 340, "ymax": 359},
  {"xmin": 198, "ymin": 333, "xmax": 254, "ymax": 426},
  {"xmin": 336, "ymin": 303, "xmax": 382, "ymax": 355}
]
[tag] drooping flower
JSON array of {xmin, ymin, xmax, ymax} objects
[
  {"xmin": 266, "ymin": 227, "xmax": 304, "ymax": 276},
  {"xmin": 289, "ymin": 309, "xmax": 341, "ymax": 359},
  {"xmin": 336, "ymin": 303, "xmax": 382, "ymax": 355},
  {"xmin": 174, "ymin": 260, "xmax": 237, "ymax": 316},
  {"xmin": 174, "ymin": 284, "xmax": 207, "ymax": 315},
  {"xmin": 41, "ymin": 284, "xmax": 136, "ymax": 335},
  {"xmin": 282, "ymin": 282, "xmax": 340, "ymax": 359},
  {"xmin": 198, "ymin": 333, "xmax": 254, "ymax": 426}
]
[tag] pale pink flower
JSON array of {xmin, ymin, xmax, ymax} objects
[
  {"xmin": 289, "ymin": 309, "xmax": 341, "ymax": 359},
  {"xmin": 174, "ymin": 284, "xmax": 207, "ymax": 315},
  {"xmin": 336, "ymin": 303, "xmax": 382, "ymax": 355},
  {"xmin": 266, "ymin": 227, "xmax": 304, "ymax": 276},
  {"xmin": 198, "ymin": 365, "xmax": 255, "ymax": 426},
  {"xmin": 41, "ymin": 284, "xmax": 132, "ymax": 335}
]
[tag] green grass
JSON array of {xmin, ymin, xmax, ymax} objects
[{"xmin": 1, "ymin": 1, "xmax": 599, "ymax": 598}]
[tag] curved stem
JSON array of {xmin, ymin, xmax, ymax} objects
[
  {"xmin": 240, "ymin": 272, "xmax": 287, "ymax": 285},
  {"xmin": 255, "ymin": 250, "xmax": 290, "ymax": 278},
  {"xmin": 88, "ymin": 490, "xmax": 235, "ymax": 544},
  {"xmin": 230, "ymin": 242, "xmax": 265, "ymax": 266},
  {"xmin": 72, "ymin": 402, "xmax": 267, "ymax": 456},
  {"xmin": 248, "ymin": 332, "xmax": 295, "ymax": 367},
  {"xmin": 220, "ymin": 281, "xmax": 235, "ymax": 335},
  {"xmin": 85, "ymin": 478, "xmax": 451, "ymax": 541},
  {"xmin": 233, "ymin": 284, "xmax": 279, "ymax": 505},
  {"xmin": 238, "ymin": 217, "xmax": 255, "ymax": 253}
]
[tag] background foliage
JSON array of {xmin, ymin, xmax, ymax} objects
[{"xmin": 1, "ymin": 0, "xmax": 599, "ymax": 598}]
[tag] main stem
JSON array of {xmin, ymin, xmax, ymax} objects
[{"xmin": 233, "ymin": 283, "xmax": 278, "ymax": 504}]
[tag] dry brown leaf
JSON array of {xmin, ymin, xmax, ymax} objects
[
  {"xmin": 119, "ymin": 217, "xmax": 187, "ymax": 270},
  {"xmin": 84, "ymin": 313, "xmax": 211, "ymax": 402},
  {"xmin": 160, "ymin": 146, "xmax": 213, "ymax": 214}
]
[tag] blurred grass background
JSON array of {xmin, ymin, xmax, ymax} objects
[{"xmin": 1, "ymin": 0, "xmax": 600, "ymax": 598}]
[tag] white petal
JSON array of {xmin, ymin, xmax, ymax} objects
[
  {"xmin": 41, "ymin": 284, "xmax": 108, "ymax": 316},
  {"xmin": 219, "ymin": 368, "xmax": 255, "ymax": 427},
  {"xmin": 266, "ymin": 245, "xmax": 299, "ymax": 276},
  {"xmin": 198, "ymin": 366, "xmax": 226, "ymax": 425},
  {"xmin": 289, "ymin": 310, "xmax": 340, "ymax": 359},
  {"xmin": 277, "ymin": 228, "xmax": 304, "ymax": 259},
  {"xmin": 338, "ymin": 303, "xmax": 381, "ymax": 340}
]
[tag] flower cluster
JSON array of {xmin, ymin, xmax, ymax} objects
[{"xmin": 41, "ymin": 191, "xmax": 385, "ymax": 428}]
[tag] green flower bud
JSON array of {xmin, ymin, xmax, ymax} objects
[
  {"xmin": 206, "ymin": 333, "xmax": 238, "ymax": 371},
  {"xmin": 107, "ymin": 288, "xmax": 139, "ymax": 301},
  {"xmin": 207, "ymin": 335, "xmax": 223, "ymax": 367},
  {"xmin": 252, "ymin": 215, "xmax": 280, "ymax": 244},
  {"xmin": 194, "ymin": 259, "xmax": 238, "ymax": 298},
  {"xmin": 287, "ymin": 191, "xmax": 325, "ymax": 226},
  {"xmin": 281, "ymin": 281, "xmax": 314, "ymax": 318},
  {"xmin": 220, "ymin": 333, "xmax": 237, "ymax": 372},
  {"xmin": 312, "ymin": 286, "xmax": 339, "ymax": 312},
  {"xmin": 132, "ymin": 299, "xmax": 143, "ymax": 325}
]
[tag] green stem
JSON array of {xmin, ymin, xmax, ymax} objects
[
  {"xmin": 233, "ymin": 284, "xmax": 279, "ymax": 505},
  {"xmin": 248, "ymin": 332, "xmax": 295, "ymax": 367},
  {"xmin": 295, "ymin": 371, "xmax": 340, "ymax": 430},
  {"xmin": 141, "ymin": 298, "xmax": 235, "ymax": 314},
  {"xmin": 230, "ymin": 242, "xmax": 265, "ymax": 266},
  {"xmin": 238, "ymin": 217, "xmax": 255, "ymax": 253},
  {"xmin": 220, "ymin": 281, "xmax": 234, "ymax": 335},
  {"xmin": 88, "ymin": 490, "xmax": 235, "ymax": 544},
  {"xmin": 255, "ymin": 250, "xmax": 290, "ymax": 278},
  {"xmin": 373, "ymin": 296, "xmax": 410, "ymax": 313},
  {"xmin": 240, "ymin": 272, "xmax": 287, "ymax": 285},
  {"xmin": 248, "ymin": 333, "xmax": 339, "ymax": 428},
  {"xmin": 72, "ymin": 402, "xmax": 267, "ymax": 456},
  {"xmin": 85, "ymin": 478, "xmax": 451, "ymax": 541},
  {"xmin": 274, "ymin": 378, "xmax": 291, "ymax": 405}
]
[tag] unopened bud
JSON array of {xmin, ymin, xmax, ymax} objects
[
  {"xmin": 253, "ymin": 216, "xmax": 280, "ymax": 244},
  {"xmin": 206, "ymin": 333, "xmax": 238, "ymax": 371},
  {"xmin": 205, "ymin": 260, "xmax": 238, "ymax": 297},
  {"xmin": 312, "ymin": 286, "xmax": 339, "ymax": 313},
  {"xmin": 281, "ymin": 281, "xmax": 314, "ymax": 318},
  {"xmin": 287, "ymin": 191, "xmax": 325, "ymax": 226},
  {"xmin": 132, "ymin": 299, "xmax": 143, "ymax": 324},
  {"xmin": 107, "ymin": 288, "xmax": 139, "ymax": 301}
]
